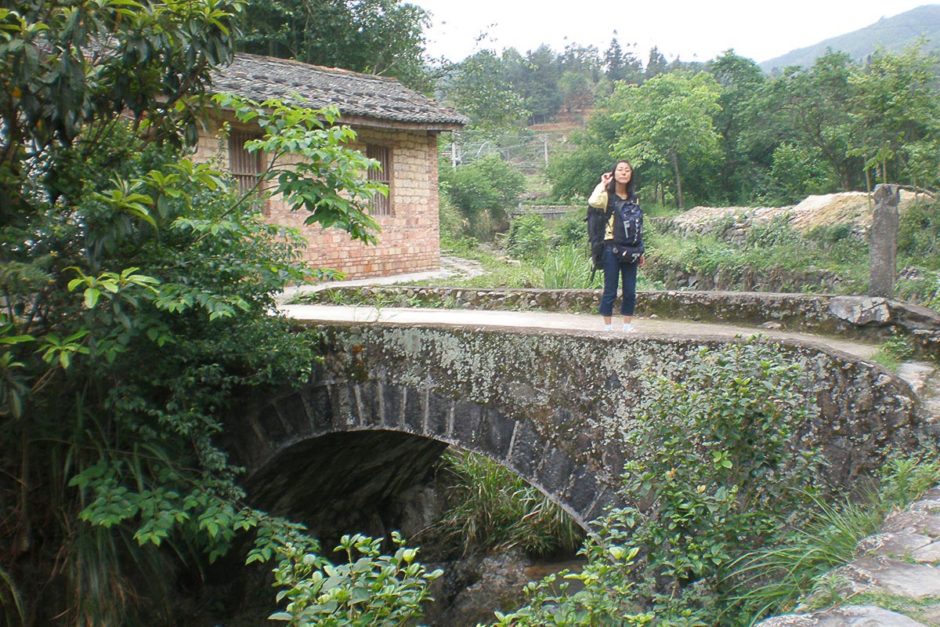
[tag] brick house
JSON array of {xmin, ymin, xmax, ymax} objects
[{"xmin": 196, "ymin": 53, "xmax": 467, "ymax": 279}]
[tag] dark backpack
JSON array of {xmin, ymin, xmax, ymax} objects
[
  {"xmin": 610, "ymin": 201, "xmax": 644, "ymax": 264},
  {"xmin": 586, "ymin": 205, "xmax": 609, "ymax": 271}
]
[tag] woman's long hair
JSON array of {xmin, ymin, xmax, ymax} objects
[{"xmin": 604, "ymin": 159, "xmax": 637, "ymax": 200}]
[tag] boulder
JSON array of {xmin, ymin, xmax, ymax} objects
[{"xmin": 828, "ymin": 296, "xmax": 891, "ymax": 326}]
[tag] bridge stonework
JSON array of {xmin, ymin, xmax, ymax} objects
[{"xmin": 226, "ymin": 323, "xmax": 924, "ymax": 529}]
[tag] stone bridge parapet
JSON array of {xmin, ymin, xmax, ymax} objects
[{"xmin": 292, "ymin": 287, "xmax": 940, "ymax": 360}]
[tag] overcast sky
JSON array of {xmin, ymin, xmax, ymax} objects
[{"xmin": 412, "ymin": 1, "xmax": 934, "ymax": 64}]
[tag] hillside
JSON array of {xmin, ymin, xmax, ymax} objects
[{"xmin": 760, "ymin": 4, "xmax": 940, "ymax": 71}]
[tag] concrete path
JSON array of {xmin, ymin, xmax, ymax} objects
[{"xmin": 280, "ymin": 304, "xmax": 880, "ymax": 361}]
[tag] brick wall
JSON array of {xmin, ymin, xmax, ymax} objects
[{"xmin": 193, "ymin": 117, "xmax": 441, "ymax": 280}]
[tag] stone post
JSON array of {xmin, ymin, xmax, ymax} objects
[{"xmin": 869, "ymin": 184, "xmax": 899, "ymax": 298}]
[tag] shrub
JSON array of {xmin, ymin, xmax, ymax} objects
[
  {"xmin": 493, "ymin": 518, "xmax": 653, "ymax": 626},
  {"xmin": 495, "ymin": 340, "xmax": 828, "ymax": 625},
  {"xmin": 541, "ymin": 245, "xmax": 594, "ymax": 289},
  {"xmin": 745, "ymin": 215, "xmax": 802, "ymax": 250},
  {"xmin": 507, "ymin": 214, "xmax": 550, "ymax": 261},
  {"xmin": 728, "ymin": 451, "xmax": 940, "ymax": 621},
  {"xmin": 439, "ymin": 195, "xmax": 469, "ymax": 242},
  {"xmin": 898, "ymin": 198, "xmax": 940, "ymax": 269},
  {"xmin": 552, "ymin": 210, "xmax": 588, "ymax": 248},
  {"xmin": 766, "ymin": 143, "xmax": 838, "ymax": 205},
  {"xmin": 270, "ymin": 533, "xmax": 441, "ymax": 625},
  {"xmin": 872, "ymin": 333, "xmax": 915, "ymax": 370},
  {"xmin": 440, "ymin": 155, "xmax": 526, "ymax": 240}
]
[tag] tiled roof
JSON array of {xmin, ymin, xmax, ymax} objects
[{"xmin": 211, "ymin": 53, "xmax": 468, "ymax": 129}]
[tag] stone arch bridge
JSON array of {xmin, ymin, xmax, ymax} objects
[{"xmin": 224, "ymin": 320, "xmax": 926, "ymax": 531}]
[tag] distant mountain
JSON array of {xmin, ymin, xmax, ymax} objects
[{"xmin": 760, "ymin": 4, "xmax": 940, "ymax": 72}]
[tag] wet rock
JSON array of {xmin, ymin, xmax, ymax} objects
[{"xmin": 424, "ymin": 550, "xmax": 545, "ymax": 627}]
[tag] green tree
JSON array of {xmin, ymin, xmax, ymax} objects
[
  {"xmin": 645, "ymin": 46, "xmax": 668, "ymax": 80},
  {"xmin": 848, "ymin": 45, "xmax": 940, "ymax": 190},
  {"xmin": 707, "ymin": 50, "xmax": 768, "ymax": 203},
  {"xmin": 611, "ymin": 71, "xmax": 723, "ymax": 208},
  {"xmin": 546, "ymin": 110, "xmax": 622, "ymax": 201},
  {"xmin": 768, "ymin": 143, "xmax": 839, "ymax": 203},
  {"xmin": 0, "ymin": 1, "xmax": 424, "ymax": 624},
  {"xmin": 558, "ymin": 70, "xmax": 595, "ymax": 113},
  {"xmin": 744, "ymin": 51, "xmax": 860, "ymax": 193},
  {"xmin": 237, "ymin": 0, "xmax": 432, "ymax": 90},
  {"xmin": 440, "ymin": 155, "xmax": 525, "ymax": 239},
  {"xmin": 604, "ymin": 34, "xmax": 644, "ymax": 84},
  {"xmin": 445, "ymin": 50, "xmax": 530, "ymax": 130},
  {"xmin": 510, "ymin": 45, "xmax": 564, "ymax": 123}
]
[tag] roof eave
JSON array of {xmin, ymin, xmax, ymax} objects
[{"xmin": 338, "ymin": 115, "xmax": 466, "ymax": 132}]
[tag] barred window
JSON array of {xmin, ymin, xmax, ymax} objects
[
  {"xmin": 367, "ymin": 144, "xmax": 392, "ymax": 216},
  {"xmin": 228, "ymin": 129, "xmax": 263, "ymax": 195}
]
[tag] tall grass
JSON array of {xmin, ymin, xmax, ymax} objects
[
  {"xmin": 541, "ymin": 245, "xmax": 594, "ymax": 289},
  {"xmin": 0, "ymin": 564, "xmax": 24, "ymax": 626},
  {"xmin": 727, "ymin": 452, "xmax": 940, "ymax": 623},
  {"xmin": 429, "ymin": 450, "xmax": 583, "ymax": 558}
]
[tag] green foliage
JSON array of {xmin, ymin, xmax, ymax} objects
[
  {"xmin": 767, "ymin": 143, "xmax": 839, "ymax": 204},
  {"xmin": 622, "ymin": 341, "xmax": 822, "ymax": 585},
  {"xmin": 872, "ymin": 333, "xmax": 916, "ymax": 370},
  {"xmin": 552, "ymin": 210, "xmax": 589, "ymax": 248},
  {"xmin": 611, "ymin": 71, "xmax": 723, "ymax": 208},
  {"xmin": 445, "ymin": 50, "xmax": 530, "ymax": 130},
  {"xmin": 743, "ymin": 51, "xmax": 860, "ymax": 193},
  {"xmin": 644, "ymin": 214, "xmax": 870, "ymax": 295},
  {"xmin": 507, "ymin": 45, "xmax": 565, "ymax": 122},
  {"xmin": 497, "ymin": 341, "xmax": 828, "ymax": 624},
  {"xmin": 507, "ymin": 214, "xmax": 550, "ymax": 261},
  {"xmin": 270, "ymin": 532, "xmax": 442, "ymax": 626},
  {"xmin": 430, "ymin": 451, "xmax": 584, "ymax": 558},
  {"xmin": 217, "ymin": 93, "xmax": 384, "ymax": 243},
  {"xmin": 440, "ymin": 155, "xmax": 526, "ymax": 240},
  {"xmin": 0, "ymin": 1, "xmax": 409, "ymax": 623},
  {"xmin": 546, "ymin": 124, "xmax": 614, "ymax": 203},
  {"xmin": 493, "ymin": 520, "xmax": 653, "ymax": 626},
  {"xmin": 728, "ymin": 451, "xmax": 940, "ymax": 621},
  {"xmin": 848, "ymin": 45, "xmax": 940, "ymax": 189},
  {"xmin": 237, "ymin": 0, "xmax": 432, "ymax": 90},
  {"xmin": 706, "ymin": 51, "xmax": 768, "ymax": 204},
  {"xmin": 541, "ymin": 245, "xmax": 595, "ymax": 289},
  {"xmin": 439, "ymin": 191, "xmax": 470, "ymax": 243},
  {"xmin": 439, "ymin": 38, "xmax": 940, "ymax": 220},
  {"xmin": 898, "ymin": 198, "xmax": 940, "ymax": 268}
]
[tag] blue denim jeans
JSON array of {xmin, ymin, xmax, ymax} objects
[{"xmin": 599, "ymin": 245, "xmax": 638, "ymax": 317}]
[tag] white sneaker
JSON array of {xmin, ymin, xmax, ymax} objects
[
  {"xmin": 622, "ymin": 323, "xmax": 636, "ymax": 333},
  {"xmin": 604, "ymin": 324, "xmax": 613, "ymax": 332}
]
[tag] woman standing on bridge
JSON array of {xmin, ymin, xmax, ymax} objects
[{"xmin": 588, "ymin": 160, "xmax": 645, "ymax": 332}]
